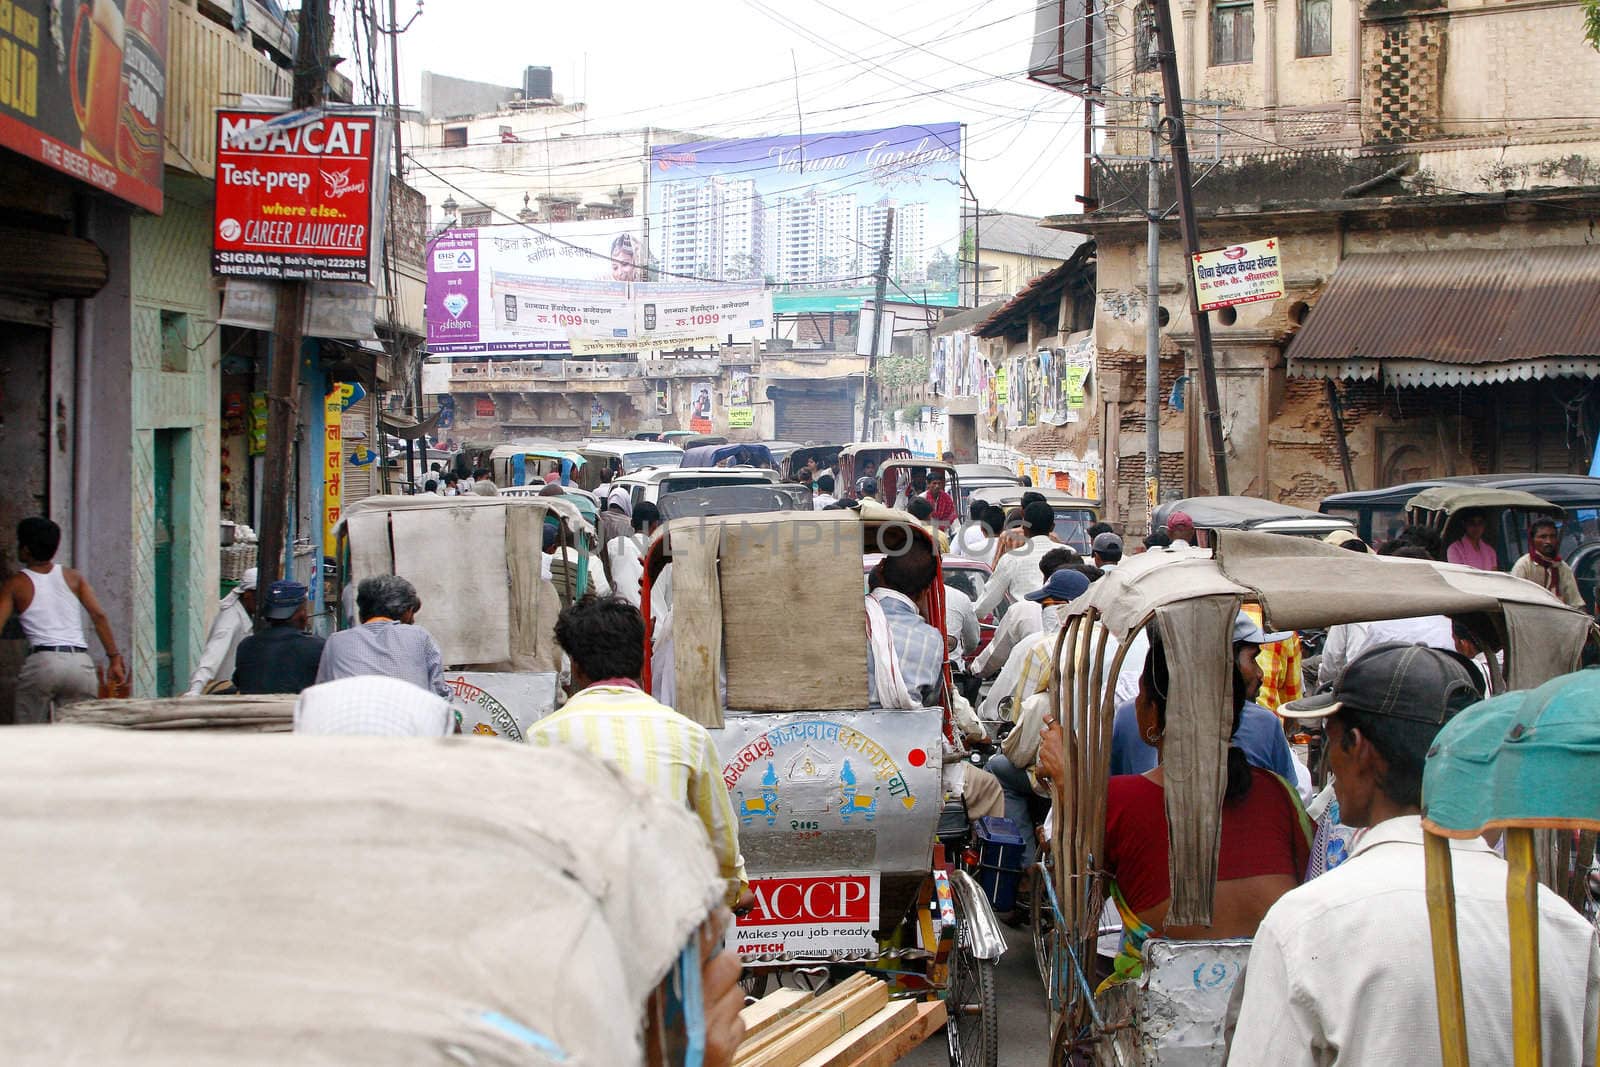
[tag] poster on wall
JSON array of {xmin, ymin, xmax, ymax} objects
[
  {"xmin": 213, "ymin": 108, "xmax": 390, "ymax": 282},
  {"xmin": 649, "ymin": 124, "xmax": 963, "ymax": 314},
  {"xmin": 0, "ymin": 0, "xmax": 168, "ymax": 212},
  {"xmin": 930, "ymin": 335, "xmax": 950, "ymax": 396},
  {"xmin": 589, "ymin": 399, "xmax": 612, "ymax": 434},
  {"xmin": 689, "ymin": 382, "xmax": 714, "ymax": 434},
  {"xmin": 1191, "ymin": 237, "xmax": 1283, "ymax": 312},
  {"xmin": 654, "ymin": 382, "xmax": 672, "ymax": 416},
  {"xmin": 322, "ymin": 388, "xmax": 342, "ymax": 556},
  {"xmin": 728, "ymin": 372, "xmax": 753, "ymax": 428}
]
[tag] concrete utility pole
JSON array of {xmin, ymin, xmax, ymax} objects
[
  {"xmin": 256, "ymin": 0, "xmax": 332, "ymax": 589},
  {"xmin": 1152, "ymin": 0, "xmax": 1230, "ymax": 494},
  {"xmin": 862, "ymin": 207, "xmax": 894, "ymax": 442},
  {"xmin": 1144, "ymin": 93, "xmax": 1163, "ymax": 520}
]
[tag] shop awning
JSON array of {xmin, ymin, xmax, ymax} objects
[{"xmin": 1286, "ymin": 246, "xmax": 1600, "ymax": 387}]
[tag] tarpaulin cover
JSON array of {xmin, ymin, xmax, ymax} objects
[
  {"xmin": 0, "ymin": 728, "xmax": 723, "ymax": 1065},
  {"xmin": 1405, "ymin": 485, "xmax": 1562, "ymax": 515},
  {"xmin": 1422, "ymin": 670, "xmax": 1600, "ymax": 837}
]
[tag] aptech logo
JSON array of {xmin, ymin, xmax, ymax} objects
[{"xmin": 321, "ymin": 168, "xmax": 367, "ymax": 198}]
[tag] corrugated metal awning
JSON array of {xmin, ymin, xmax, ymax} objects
[{"xmin": 1287, "ymin": 245, "xmax": 1600, "ymax": 387}]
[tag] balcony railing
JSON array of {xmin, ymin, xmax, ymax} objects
[{"xmin": 164, "ymin": 2, "xmax": 292, "ymax": 179}]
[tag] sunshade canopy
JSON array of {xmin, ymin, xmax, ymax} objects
[
  {"xmin": 0, "ymin": 729, "xmax": 722, "ymax": 1065},
  {"xmin": 1405, "ymin": 485, "xmax": 1563, "ymax": 516},
  {"xmin": 1423, "ymin": 670, "xmax": 1600, "ymax": 837},
  {"xmin": 1152, "ymin": 495, "xmax": 1346, "ymax": 530},
  {"xmin": 679, "ymin": 443, "xmax": 775, "ymax": 468}
]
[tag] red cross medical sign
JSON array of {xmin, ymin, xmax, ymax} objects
[{"xmin": 1190, "ymin": 237, "xmax": 1284, "ymax": 312}]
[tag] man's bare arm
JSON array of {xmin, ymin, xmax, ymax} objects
[
  {"xmin": 0, "ymin": 576, "xmax": 18, "ymax": 634},
  {"xmin": 65, "ymin": 569, "xmax": 126, "ymax": 686}
]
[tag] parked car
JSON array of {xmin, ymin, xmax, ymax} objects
[
  {"xmin": 968, "ymin": 486, "xmax": 1099, "ymax": 554},
  {"xmin": 610, "ymin": 466, "xmax": 780, "ymax": 510},
  {"xmin": 1152, "ymin": 496, "xmax": 1356, "ymax": 543},
  {"xmin": 571, "ymin": 439, "xmax": 684, "ymax": 492},
  {"xmin": 954, "ymin": 464, "xmax": 1023, "ymax": 516}
]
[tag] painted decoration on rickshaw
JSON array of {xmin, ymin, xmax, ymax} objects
[
  {"xmin": 723, "ymin": 719, "xmax": 919, "ymax": 830},
  {"xmin": 444, "ymin": 672, "xmax": 559, "ymax": 742}
]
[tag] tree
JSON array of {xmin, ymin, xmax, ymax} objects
[
  {"xmin": 1587, "ymin": 0, "xmax": 1600, "ymax": 48},
  {"xmin": 927, "ymin": 250, "xmax": 957, "ymax": 292}
]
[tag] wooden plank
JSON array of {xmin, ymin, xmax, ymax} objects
[
  {"xmin": 739, "ymin": 988, "xmax": 811, "ymax": 1039},
  {"xmin": 739, "ymin": 981, "xmax": 889, "ymax": 1067},
  {"xmin": 733, "ymin": 975, "xmax": 876, "ymax": 1065},
  {"xmin": 670, "ymin": 522, "xmax": 725, "ymax": 727},
  {"xmin": 795, "ymin": 1000, "xmax": 918, "ymax": 1067},
  {"xmin": 838, "ymin": 1001, "xmax": 947, "ymax": 1067}
]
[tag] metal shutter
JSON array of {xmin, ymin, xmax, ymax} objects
[
  {"xmin": 774, "ymin": 386, "xmax": 855, "ymax": 443},
  {"xmin": 341, "ymin": 392, "xmax": 376, "ymax": 505}
]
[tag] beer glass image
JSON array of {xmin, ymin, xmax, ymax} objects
[{"xmin": 71, "ymin": 0, "xmax": 126, "ymax": 164}]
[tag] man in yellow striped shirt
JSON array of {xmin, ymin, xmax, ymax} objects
[{"xmin": 529, "ymin": 596, "xmax": 749, "ymax": 907}]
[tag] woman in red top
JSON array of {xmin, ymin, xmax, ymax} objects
[{"xmin": 1105, "ymin": 632, "xmax": 1311, "ymax": 946}]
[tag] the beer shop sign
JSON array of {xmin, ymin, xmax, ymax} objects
[
  {"xmin": 0, "ymin": 0, "xmax": 168, "ymax": 212},
  {"xmin": 212, "ymin": 108, "xmax": 384, "ymax": 282}
]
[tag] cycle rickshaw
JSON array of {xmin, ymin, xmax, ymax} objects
[
  {"xmin": 1035, "ymin": 531, "xmax": 1592, "ymax": 1064},
  {"xmin": 640, "ymin": 507, "xmax": 1005, "ymax": 1067}
]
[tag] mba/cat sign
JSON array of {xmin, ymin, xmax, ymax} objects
[{"xmin": 212, "ymin": 108, "xmax": 387, "ymax": 282}]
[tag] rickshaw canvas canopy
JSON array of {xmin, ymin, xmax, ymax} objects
[
  {"xmin": 0, "ymin": 729, "xmax": 724, "ymax": 1066},
  {"xmin": 1405, "ymin": 485, "xmax": 1563, "ymax": 516},
  {"xmin": 657, "ymin": 510, "xmax": 871, "ymax": 725},
  {"xmin": 339, "ymin": 495, "xmax": 592, "ymax": 670},
  {"xmin": 1422, "ymin": 671, "xmax": 1600, "ymax": 838},
  {"xmin": 1055, "ymin": 531, "xmax": 1589, "ymax": 925}
]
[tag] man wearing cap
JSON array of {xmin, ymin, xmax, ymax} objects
[
  {"xmin": 1165, "ymin": 510, "xmax": 1196, "ymax": 547},
  {"xmin": 981, "ymin": 567, "xmax": 1099, "ymax": 863},
  {"xmin": 1092, "ymin": 531, "xmax": 1123, "ymax": 570},
  {"xmin": 231, "ymin": 581, "xmax": 326, "ymax": 695},
  {"xmin": 185, "ymin": 568, "xmax": 258, "ymax": 696},
  {"xmin": 1227, "ymin": 643, "xmax": 1597, "ymax": 1065}
]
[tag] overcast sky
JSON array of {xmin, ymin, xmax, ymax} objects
[{"xmin": 371, "ymin": 0, "xmax": 1085, "ymax": 221}]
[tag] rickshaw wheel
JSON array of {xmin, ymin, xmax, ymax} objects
[
  {"xmin": 945, "ymin": 917, "xmax": 998, "ymax": 1067},
  {"xmin": 1029, "ymin": 864, "xmax": 1054, "ymax": 989}
]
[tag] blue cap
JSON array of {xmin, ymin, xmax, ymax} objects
[
  {"xmin": 1024, "ymin": 568, "xmax": 1091, "ymax": 604},
  {"xmin": 262, "ymin": 579, "xmax": 309, "ymax": 619}
]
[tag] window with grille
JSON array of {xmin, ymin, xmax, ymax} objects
[
  {"xmin": 1297, "ymin": 0, "xmax": 1331, "ymax": 56},
  {"xmin": 1211, "ymin": 0, "xmax": 1254, "ymax": 65}
]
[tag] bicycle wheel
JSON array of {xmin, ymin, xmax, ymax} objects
[{"xmin": 945, "ymin": 916, "xmax": 999, "ymax": 1067}]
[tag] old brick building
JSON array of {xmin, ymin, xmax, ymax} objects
[{"xmin": 1040, "ymin": 0, "xmax": 1600, "ymax": 529}]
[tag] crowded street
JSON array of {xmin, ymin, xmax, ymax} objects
[{"xmin": 3, "ymin": 0, "xmax": 1600, "ymax": 1063}]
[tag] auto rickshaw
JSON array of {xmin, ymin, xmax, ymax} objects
[
  {"xmin": 639, "ymin": 509, "xmax": 1004, "ymax": 1066},
  {"xmin": 488, "ymin": 441, "xmax": 585, "ymax": 487},
  {"xmin": 783, "ymin": 443, "xmax": 844, "ymax": 482},
  {"xmin": 836, "ymin": 444, "xmax": 914, "ymax": 496},
  {"xmin": 1405, "ymin": 484, "xmax": 1563, "ymax": 568},
  {"xmin": 1037, "ymin": 532, "xmax": 1592, "ymax": 1065},
  {"xmin": 0, "ymin": 727, "xmax": 736, "ymax": 1065},
  {"xmin": 1421, "ymin": 669, "xmax": 1600, "ymax": 1067}
]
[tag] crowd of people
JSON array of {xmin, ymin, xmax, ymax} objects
[{"xmin": 3, "ymin": 478, "xmax": 1596, "ymax": 1064}]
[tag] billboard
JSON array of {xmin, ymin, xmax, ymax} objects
[
  {"xmin": 0, "ymin": 0, "xmax": 167, "ymax": 212},
  {"xmin": 427, "ymin": 220, "xmax": 768, "ymax": 356},
  {"xmin": 213, "ymin": 108, "xmax": 387, "ymax": 282},
  {"xmin": 649, "ymin": 124, "xmax": 963, "ymax": 314}
]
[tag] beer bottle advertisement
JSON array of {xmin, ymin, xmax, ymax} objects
[{"xmin": 0, "ymin": 0, "xmax": 167, "ymax": 212}]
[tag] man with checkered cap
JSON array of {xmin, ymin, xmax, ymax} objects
[{"xmin": 1226, "ymin": 642, "xmax": 1597, "ymax": 1065}]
